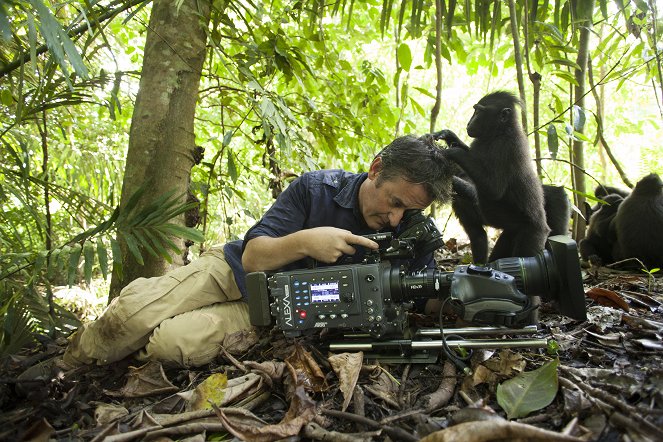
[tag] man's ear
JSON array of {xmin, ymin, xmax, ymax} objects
[{"xmin": 368, "ymin": 156, "xmax": 383, "ymax": 179}]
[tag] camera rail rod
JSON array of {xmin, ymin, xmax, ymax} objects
[
  {"xmin": 328, "ymin": 337, "xmax": 549, "ymax": 352},
  {"xmin": 415, "ymin": 324, "xmax": 538, "ymax": 336},
  {"xmin": 328, "ymin": 325, "xmax": 548, "ymax": 353},
  {"xmin": 337, "ymin": 325, "xmax": 538, "ymax": 340}
]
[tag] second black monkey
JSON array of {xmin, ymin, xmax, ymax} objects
[
  {"xmin": 613, "ymin": 173, "xmax": 663, "ymax": 269},
  {"xmin": 435, "ymin": 91, "xmax": 552, "ymax": 263}
]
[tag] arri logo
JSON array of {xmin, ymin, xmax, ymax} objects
[{"xmin": 314, "ymin": 322, "xmax": 328, "ymax": 328}]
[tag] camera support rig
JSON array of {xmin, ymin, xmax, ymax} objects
[
  {"xmin": 246, "ymin": 210, "xmax": 587, "ymax": 363},
  {"xmin": 328, "ymin": 325, "xmax": 548, "ymax": 364}
]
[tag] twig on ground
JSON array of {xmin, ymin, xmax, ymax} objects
[
  {"xmin": 381, "ymin": 408, "xmax": 426, "ymax": 424},
  {"xmin": 144, "ymin": 423, "xmax": 227, "ymax": 440},
  {"xmin": 321, "ymin": 408, "xmax": 419, "ymax": 442},
  {"xmin": 399, "ymin": 364, "xmax": 411, "ymax": 408},
  {"xmin": 303, "ymin": 422, "xmax": 380, "ymax": 441},
  {"xmin": 421, "ymin": 360, "xmax": 457, "ymax": 412},
  {"xmin": 559, "ymin": 374, "xmax": 663, "ymax": 439},
  {"xmin": 104, "ymin": 425, "xmax": 163, "ymax": 442},
  {"xmin": 219, "ymin": 347, "xmax": 248, "ymax": 373},
  {"xmin": 352, "ymin": 384, "xmax": 366, "ymax": 431}
]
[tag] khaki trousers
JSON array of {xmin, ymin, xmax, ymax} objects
[{"xmin": 64, "ymin": 247, "xmax": 252, "ymax": 367}]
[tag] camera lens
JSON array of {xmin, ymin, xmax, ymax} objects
[
  {"xmin": 392, "ymin": 268, "xmax": 453, "ymax": 302},
  {"xmin": 488, "ymin": 252, "xmax": 556, "ymax": 299}
]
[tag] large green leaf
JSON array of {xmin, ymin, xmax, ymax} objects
[
  {"xmin": 397, "ymin": 42, "xmax": 412, "ymax": 71},
  {"xmin": 83, "ymin": 242, "xmax": 95, "ymax": 285},
  {"xmin": 67, "ymin": 243, "xmax": 82, "ymax": 287},
  {"xmin": 28, "ymin": 0, "xmax": 90, "ymax": 81},
  {"xmin": 496, "ymin": 358, "xmax": 559, "ymax": 419},
  {"xmin": 547, "ymin": 124, "xmax": 559, "ymax": 159},
  {"xmin": 97, "ymin": 241, "xmax": 109, "ymax": 280}
]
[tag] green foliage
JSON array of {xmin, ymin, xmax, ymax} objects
[
  {"xmin": 496, "ymin": 358, "xmax": 560, "ymax": 419},
  {"xmin": 0, "ymin": 183, "xmax": 203, "ymax": 357}
]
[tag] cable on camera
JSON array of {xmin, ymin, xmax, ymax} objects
[{"xmin": 438, "ymin": 297, "xmax": 473, "ymax": 375}]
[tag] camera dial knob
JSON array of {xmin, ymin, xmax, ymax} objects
[{"xmin": 467, "ymin": 264, "xmax": 493, "ymax": 276}]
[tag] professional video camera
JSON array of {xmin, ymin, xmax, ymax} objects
[{"xmin": 246, "ymin": 210, "xmax": 587, "ymax": 342}]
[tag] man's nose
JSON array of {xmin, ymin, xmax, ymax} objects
[{"xmin": 389, "ymin": 208, "xmax": 405, "ymax": 227}]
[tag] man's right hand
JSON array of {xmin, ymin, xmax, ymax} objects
[{"xmin": 242, "ymin": 227, "xmax": 380, "ymax": 273}]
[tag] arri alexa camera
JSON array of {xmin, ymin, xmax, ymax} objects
[{"xmin": 247, "ymin": 210, "xmax": 587, "ymax": 362}]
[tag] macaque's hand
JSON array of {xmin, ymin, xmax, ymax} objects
[
  {"xmin": 300, "ymin": 227, "xmax": 379, "ymax": 264},
  {"xmin": 432, "ymin": 129, "xmax": 469, "ymax": 150},
  {"xmin": 587, "ymin": 254, "xmax": 603, "ymax": 267}
]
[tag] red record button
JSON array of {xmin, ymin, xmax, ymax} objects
[{"xmin": 299, "ymin": 310, "xmax": 307, "ymax": 319}]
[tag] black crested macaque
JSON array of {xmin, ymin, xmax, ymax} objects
[
  {"xmin": 450, "ymin": 174, "xmax": 488, "ymax": 262},
  {"xmin": 584, "ymin": 183, "xmax": 631, "ymax": 220},
  {"xmin": 595, "ymin": 184, "xmax": 630, "ymax": 199},
  {"xmin": 450, "ymin": 177, "xmax": 569, "ymax": 264},
  {"xmin": 613, "ymin": 173, "xmax": 663, "ymax": 269},
  {"xmin": 543, "ymin": 185, "xmax": 571, "ymax": 236},
  {"xmin": 578, "ymin": 193, "xmax": 623, "ymax": 266},
  {"xmin": 435, "ymin": 91, "xmax": 550, "ymax": 263}
]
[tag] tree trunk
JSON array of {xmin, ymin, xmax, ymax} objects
[
  {"xmin": 507, "ymin": 0, "xmax": 528, "ymax": 133},
  {"xmin": 570, "ymin": 0, "xmax": 595, "ymax": 241},
  {"xmin": 109, "ymin": 0, "xmax": 211, "ymax": 300},
  {"xmin": 522, "ymin": 1, "xmax": 543, "ymax": 178},
  {"xmin": 430, "ymin": 0, "xmax": 443, "ymax": 133}
]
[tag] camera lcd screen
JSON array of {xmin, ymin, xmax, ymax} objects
[{"xmin": 310, "ymin": 281, "xmax": 340, "ymax": 303}]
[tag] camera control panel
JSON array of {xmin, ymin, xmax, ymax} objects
[{"xmin": 259, "ymin": 262, "xmax": 405, "ymax": 337}]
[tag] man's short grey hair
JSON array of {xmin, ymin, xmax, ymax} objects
[{"xmin": 374, "ymin": 134, "xmax": 453, "ymax": 204}]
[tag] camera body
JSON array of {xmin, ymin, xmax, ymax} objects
[
  {"xmin": 246, "ymin": 211, "xmax": 587, "ymax": 338},
  {"xmin": 247, "ymin": 261, "xmax": 408, "ymax": 338}
]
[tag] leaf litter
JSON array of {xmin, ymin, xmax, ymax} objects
[{"xmin": 1, "ymin": 258, "xmax": 662, "ymax": 441}]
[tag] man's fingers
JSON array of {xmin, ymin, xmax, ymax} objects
[
  {"xmin": 341, "ymin": 244, "xmax": 357, "ymax": 256},
  {"xmin": 347, "ymin": 234, "xmax": 379, "ymax": 250}
]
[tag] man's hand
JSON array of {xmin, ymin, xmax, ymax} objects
[
  {"xmin": 300, "ymin": 227, "xmax": 379, "ymax": 264},
  {"xmin": 242, "ymin": 227, "xmax": 379, "ymax": 273}
]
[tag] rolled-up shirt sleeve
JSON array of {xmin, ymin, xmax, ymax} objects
[{"xmin": 243, "ymin": 174, "xmax": 312, "ymax": 245}]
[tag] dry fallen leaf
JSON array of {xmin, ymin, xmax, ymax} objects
[
  {"xmin": 483, "ymin": 349, "xmax": 526, "ymax": 376},
  {"xmin": 181, "ymin": 372, "xmax": 228, "ymax": 411},
  {"xmin": 419, "ymin": 420, "xmax": 583, "ymax": 442},
  {"xmin": 365, "ymin": 366, "xmax": 400, "ymax": 408},
  {"xmin": 104, "ymin": 361, "xmax": 178, "ymax": 398},
  {"xmin": 470, "ymin": 364, "xmax": 497, "ymax": 387},
  {"xmin": 245, "ymin": 360, "xmax": 287, "ymax": 381},
  {"xmin": 223, "ymin": 328, "xmax": 259, "ymax": 354},
  {"xmin": 285, "ymin": 342, "xmax": 328, "ymax": 393},
  {"xmin": 586, "ymin": 287, "xmax": 630, "ymax": 312},
  {"xmin": 93, "ymin": 403, "xmax": 129, "ymax": 426},
  {"xmin": 328, "ymin": 351, "xmax": 363, "ymax": 411},
  {"xmin": 180, "ymin": 372, "xmax": 264, "ymax": 411},
  {"xmin": 214, "ymin": 385, "xmax": 317, "ymax": 442}
]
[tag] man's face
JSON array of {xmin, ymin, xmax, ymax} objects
[{"xmin": 359, "ymin": 158, "xmax": 433, "ymax": 231}]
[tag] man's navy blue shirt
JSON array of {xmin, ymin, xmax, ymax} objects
[{"xmin": 224, "ymin": 169, "xmax": 434, "ymax": 300}]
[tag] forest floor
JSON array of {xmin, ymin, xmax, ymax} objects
[{"xmin": 1, "ymin": 242, "xmax": 662, "ymax": 442}]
